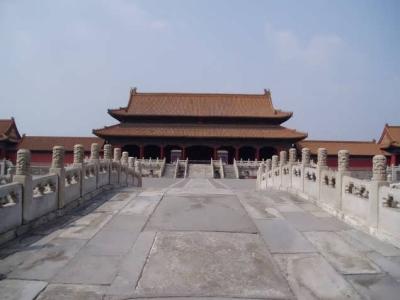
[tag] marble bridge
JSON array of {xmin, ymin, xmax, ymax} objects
[{"xmin": 1, "ymin": 177, "xmax": 400, "ymax": 299}]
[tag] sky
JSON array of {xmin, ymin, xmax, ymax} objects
[{"xmin": 0, "ymin": 0, "xmax": 399, "ymax": 140}]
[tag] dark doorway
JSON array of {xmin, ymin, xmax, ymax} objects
[
  {"xmin": 144, "ymin": 145, "xmax": 161, "ymax": 159},
  {"xmin": 165, "ymin": 145, "xmax": 182, "ymax": 163},
  {"xmin": 239, "ymin": 146, "xmax": 256, "ymax": 160},
  {"xmin": 186, "ymin": 145, "xmax": 213, "ymax": 162},
  {"xmin": 218, "ymin": 146, "xmax": 235, "ymax": 163},
  {"xmin": 122, "ymin": 145, "xmax": 140, "ymax": 158},
  {"xmin": 260, "ymin": 146, "xmax": 277, "ymax": 160}
]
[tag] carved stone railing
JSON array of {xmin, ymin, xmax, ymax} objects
[
  {"xmin": 139, "ymin": 158, "xmax": 165, "ymax": 177},
  {"xmin": 235, "ymin": 159, "xmax": 261, "ymax": 179},
  {"xmin": 257, "ymin": 149, "xmax": 400, "ymax": 248},
  {"xmin": 0, "ymin": 182, "xmax": 22, "ymax": 236},
  {"xmin": 0, "ymin": 144, "xmax": 141, "ymax": 246},
  {"xmin": 233, "ymin": 159, "xmax": 239, "ymax": 179}
]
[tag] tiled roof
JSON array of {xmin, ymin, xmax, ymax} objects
[
  {"xmin": 109, "ymin": 90, "xmax": 292, "ymax": 119},
  {"xmin": 0, "ymin": 118, "xmax": 21, "ymax": 143},
  {"xmin": 379, "ymin": 124, "xmax": 400, "ymax": 148},
  {"xmin": 298, "ymin": 140, "xmax": 385, "ymax": 156},
  {"xmin": 18, "ymin": 136, "xmax": 104, "ymax": 152},
  {"xmin": 94, "ymin": 123, "xmax": 307, "ymax": 140}
]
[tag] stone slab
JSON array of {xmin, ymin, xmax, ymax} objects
[
  {"xmin": 0, "ymin": 279, "xmax": 47, "ymax": 300},
  {"xmin": 36, "ymin": 284, "xmax": 105, "ymax": 300},
  {"xmin": 58, "ymin": 212, "xmax": 113, "ymax": 240},
  {"xmin": 145, "ymin": 194, "xmax": 257, "ymax": 233},
  {"xmin": 366, "ymin": 252, "xmax": 400, "ymax": 280},
  {"xmin": 341, "ymin": 229, "xmax": 400, "ymax": 256},
  {"xmin": 136, "ymin": 231, "xmax": 292, "ymax": 298},
  {"xmin": 107, "ymin": 231, "xmax": 156, "ymax": 296},
  {"xmin": 52, "ymin": 253, "xmax": 120, "ymax": 285},
  {"xmin": 304, "ymin": 231, "xmax": 381, "ymax": 274},
  {"xmin": 82, "ymin": 215, "xmax": 147, "ymax": 256},
  {"xmin": 238, "ymin": 194, "xmax": 281, "ymax": 219},
  {"xmin": 8, "ymin": 238, "xmax": 86, "ymax": 280},
  {"xmin": 120, "ymin": 195, "xmax": 162, "ymax": 217},
  {"xmin": 274, "ymin": 253, "xmax": 361, "ymax": 300},
  {"xmin": 256, "ymin": 219, "xmax": 316, "ymax": 253},
  {"xmin": 282, "ymin": 211, "xmax": 349, "ymax": 231},
  {"xmin": 346, "ymin": 273, "xmax": 400, "ymax": 300}
]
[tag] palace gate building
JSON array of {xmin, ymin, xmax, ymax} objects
[{"xmin": 93, "ymin": 88, "xmax": 308, "ymax": 163}]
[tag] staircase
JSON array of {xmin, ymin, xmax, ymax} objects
[
  {"xmin": 188, "ymin": 164, "xmax": 213, "ymax": 178},
  {"xmin": 163, "ymin": 164, "xmax": 176, "ymax": 178},
  {"xmin": 223, "ymin": 165, "xmax": 237, "ymax": 179}
]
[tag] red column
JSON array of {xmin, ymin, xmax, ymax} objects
[
  {"xmin": 255, "ymin": 147, "xmax": 260, "ymax": 160},
  {"xmin": 235, "ymin": 147, "xmax": 239, "ymax": 161},
  {"xmin": 182, "ymin": 146, "xmax": 186, "ymax": 159},
  {"xmin": 391, "ymin": 154, "xmax": 397, "ymax": 166},
  {"xmin": 160, "ymin": 146, "xmax": 164, "ymax": 159},
  {"xmin": 139, "ymin": 145, "xmax": 144, "ymax": 159},
  {"xmin": 213, "ymin": 147, "xmax": 218, "ymax": 160}
]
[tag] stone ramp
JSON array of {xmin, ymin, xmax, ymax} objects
[
  {"xmin": 187, "ymin": 163, "xmax": 213, "ymax": 178},
  {"xmin": 1, "ymin": 178, "xmax": 400, "ymax": 299}
]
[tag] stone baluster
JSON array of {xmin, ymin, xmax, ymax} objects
[
  {"xmin": 73, "ymin": 144, "xmax": 84, "ymax": 165},
  {"xmin": 50, "ymin": 146, "xmax": 66, "ymax": 208},
  {"xmin": 90, "ymin": 143, "xmax": 100, "ymax": 163},
  {"xmin": 134, "ymin": 160, "xmax": 142, "ymax": 187},
  {"xmin": 301, "ymin": 148, "xmax": 310, "ymax": 167},
  {"xmin": 369, "ymin": 155, "xmax": 389, "ymax": 229},
  {"xmin": 272, "ymin": 155, "xmax": 279, "ymax": 169},
  {"xmin": 289, "ymin": 148, "xmax": 297, "ymax": 165},
  {"xmin": 128, "ymin": 157, "xmax": 135, "ymax": 168},
  {"xmin": 113, "ymin": 148, "xmax": 121, "ymax": 162},
  {"xmin": 279, "ymin": 151, "xmax": 287, "ymax": 167},
  {"xmin": 266, "ymin": 159, "xmax": 272, "ymax": 171},
  {"xmin": 372, "ymin": 155, "xmax": 387, "ymax": 181},
  {"xmin": 338, "ymin": 150, "xmax": 349, "ymax": 173},
  {"xmin": 103, "ymin": 144, "xmax": 112, "ymax": 161},
  {"xmin": 317, "ymin": 148, "xmax": 328, "ymax": 169},
  {"xmin": 121, "ymin": 151, "xmax": 129, "ymax": 166},
  {"xmin": 13, "ymin": 149, "xmax": 33, "ymax": 223},
  {"xmin": 73, "ymin": 144, "xmax": 84, "ymax": 197}
]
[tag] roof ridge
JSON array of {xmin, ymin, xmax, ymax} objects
[{"xmin": 135, "ymin": 91, "xmax": 267, "ymax": 97}]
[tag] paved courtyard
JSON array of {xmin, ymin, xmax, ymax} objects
[{"xmin": 1, "ymin": 178, "xmax": 400, "ymax": 299}]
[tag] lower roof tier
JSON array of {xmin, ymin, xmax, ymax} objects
[{"xmin": 93, "ymin": 123, "xmax": 307, "ymax": 140}]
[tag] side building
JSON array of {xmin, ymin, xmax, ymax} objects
[{"xmin": 93, "ymin": 88, "xmax": 308, "ymax": 163}]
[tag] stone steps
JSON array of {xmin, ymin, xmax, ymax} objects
[{"xmin": 188, "ymin": 164, "xmax": 213, "ymax": 178}]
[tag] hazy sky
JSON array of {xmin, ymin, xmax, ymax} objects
[{"xmin": 0, "ymin": 0, "xmax": 399, "ymax": 140}]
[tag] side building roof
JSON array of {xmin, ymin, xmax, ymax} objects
[
  {"xmin": 378, "ymin": 124, "xmax": 400, "ymax": 149},
  {"xmin": 298, "ymin": 140, "xmax": 385, "ymax": 156},
  {"xmin": 18, "ymin": 136, "xmax": 104, "ymax": 152},
  {"xmin": 0, "ymin": 118, "xmax": 21, "ymax": 143},
  {"xmin": 108, "ymin": 88, "xmax": 293, "ymax": 120}
]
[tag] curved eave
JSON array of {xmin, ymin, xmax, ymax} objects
[{"xmin": 108, "ymin": 110, "xmax": 293, "ymax": 122}]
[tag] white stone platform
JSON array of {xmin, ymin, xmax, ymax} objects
[{"xmin": 1, "ymin": 178, "xmax": 400, "ymax": 299}]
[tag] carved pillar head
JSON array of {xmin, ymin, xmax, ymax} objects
[
  {"xmin": 128, "ymin": 157, "xmax": 135, "ymax": 168},
  {"xmin": 317, "ymin": 148, "xmax": 328, "ymax": 168},
  {"xmin": 260, "ymin": 162, "xmax": 266, "ymax": 172},
  {"xmin": 103, "ymin": 144, "xmax": 112, "ymax": 160},
  {"xmin": 16, "ymin": 149, "xmax": 31, "ymax": 176},
  {"xmin": 113, "ymin": 148, "xmax": 121, "ymax": 162},
  {"xmin": 90, "ymin": 143, "xmax": 100, "ymax": 162},
  {"xmin": 372, "ymin": 155, "xmax": 387, "ymax": 181},
  {"xmin": 121, "ymin": 151, "xmax": 129, "ymax": 166},
  {"xmin": 51, "ymin": 146, "xmax": 65, "ymax": 169},
  {"xmin": 301, "ymin": 148, "xmax": 310, "ymax": 167},
  {"xmin": 73, "ymin": 144, "xmax": 84, "ymax": 164},
  {"xmin": 289, "ymin": 148, "xmax": 297, "ymax": 164},
  {"xmin": 279, "ymin": 150, "xmax": 287, "ymax": 166},
  {"xmin": 338, "ymin": 150, "xmax": 350, "ymax": 172},
  {"xmin": 266, "ymin": 159, "xmax": 272, "ymax": 171},
  {"xmin": 272, "ymin": 155, "xmax": 279, "ymax": 168}
]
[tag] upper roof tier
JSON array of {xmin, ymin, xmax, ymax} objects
[
  {"xmin": 0, "ymin": 118, "xmax": 21, "ymax": 143},
  {"xmin": 108, "ymin": 88, "xmax": 293, "ymax": 122}
]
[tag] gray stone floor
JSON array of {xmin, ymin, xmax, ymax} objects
[{"xmin": 1, "ymin": 178, "xmax": 400, "ymax": 299}]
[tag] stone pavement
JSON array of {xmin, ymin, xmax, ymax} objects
[{"xmin": 1, "ymin": 178, "xmax": 400, "ymax": 299}]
